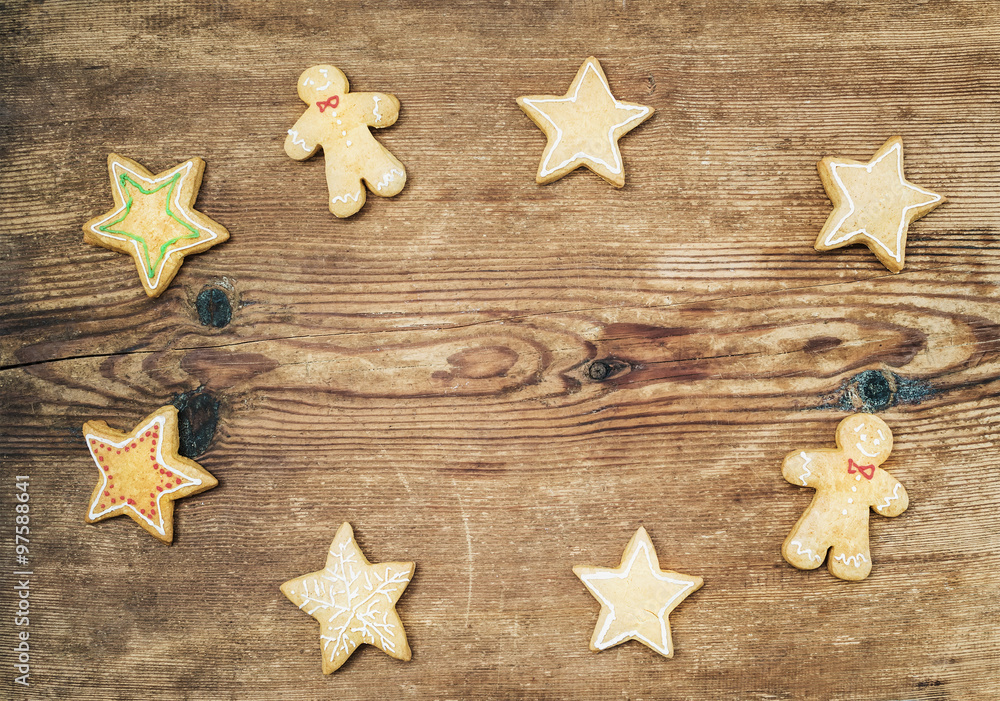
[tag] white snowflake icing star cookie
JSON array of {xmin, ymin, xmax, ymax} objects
[
  {"xmin": 280, "ymin": 522, "xmax": 414, "ymax": 674},
  {"xmin": 517, "ymin": 56, "xmax": 654, "ymax": 188}
]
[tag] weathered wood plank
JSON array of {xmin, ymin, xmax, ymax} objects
[{"xmin": 2, "ymin": 0, "xmax": 1000, "ymax": 698}]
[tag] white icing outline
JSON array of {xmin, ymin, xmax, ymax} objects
[
  {"xmin": 789, "ymin": 540, "xmax": 823, "ymax": 563},
  {"xmin": 85, "ymin": 416, "xmax": 202, "ymax": 537},
  {"xmin": 374, "ymin": 169, "xmax": 404, "ymax": 192},
  {"xmin": 87, "ymin": 159, "xmax": 220, "ymax": 291},
  {"xmin": 520, "ymin": 59, "xmax": 651, "ymax": 178},
  {"xmin": 331, "ymin": 190, "xmax": 361, "ymax": 205},
  {"xmin": 823, "ymin": 141, "xmax": 943, "ymax": 263},
  {"xmin": 287, "ymin": 129, "xmax": 313, "ymax": 152},
  {"xmin": 833, "ymin": 553, "xmax": 868, "ymax": 568},
  {"xmin": 372, "ymin": 95, "xmax": 382, "ymax": 121},
  {"xmin": 876, "ymin": 483, "xmax": 902, "ymax": 512},
  {"xmin": 579, "ymin": 538, "xmax": 695, "ymax": 656},
  {"xmin": 796, "ymin": 451, "xmax": 813, "ymax": 486}
]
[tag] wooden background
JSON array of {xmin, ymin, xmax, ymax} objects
[{"xmin": 2, "ymin": 1, "xmax": 999, "ymax": 698}]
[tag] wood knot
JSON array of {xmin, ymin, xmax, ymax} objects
[
  {"xmin": 196, "ymin": 286, "xmax": 232, "ymax": 328},
  {"xmin": 584, "ymin": 358, "xmax": 629, "ymax": 383},
  {"xmin": 588, "ymin": 361, "xmax": 611, "ymax": 381},
  {"xmin": 170, "ymin": 387, "xmax": 220, "ymax": 457},
  {"xmin": 820, "ymin": 369, "xmax": 933, "ymax": 413}
]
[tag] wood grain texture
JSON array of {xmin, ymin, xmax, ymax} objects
[{"xmin": 2, "ymin": 0, "xmax": 999, "ymax": 698}]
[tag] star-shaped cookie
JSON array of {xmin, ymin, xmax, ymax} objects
[
  {"xmin": 517, "ymin": 56, "xmax": 653, "ymax": 187},
  {"xmin": 83, "ymin": 153, "xmax": 229, "ymax": 297},
  {"xmin": 814, "ymin": 136, "xmax": 945, "ymax": 273},
  {"xmin": 280, "ymin": 523, "xmax": 414, "ymax": 674},
  {"xmin": 83, "ymin": 405, "xmax": 218, "ymax": 543},
  {"xmin": 573, "ymin": 527, "xmax": 702, "ymax": 658}
]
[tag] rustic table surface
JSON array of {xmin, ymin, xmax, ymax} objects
[{"xmin": 2, "ymin": 1, "xmax": 999, "ymax": 699}]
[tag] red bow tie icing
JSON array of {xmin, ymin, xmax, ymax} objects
[
  {"xmin": 316, "ymin": 95, "xmax": 339, "ymax": 113},
  {"xmin": 848, "ymin": 459, "xmax": 875, "ymax": 480}
]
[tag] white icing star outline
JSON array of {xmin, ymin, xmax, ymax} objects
[
  {"xmin": 85, "ymin": 415, "xmax": 203, "ymax": 537},
  {"xmin": 87, "ymin": 157, "xmax": 222, "ymax": 291},
  {"xmin": 575, "ymin": 528, "xmax": 702, "ymax": 657},
  {"xmin": 519, "ymin": 57, "xmax": 652, "ymax": 182},
  {"xmin": 823, "ymin": 140, "xmax": 943, "ymax": 264}
]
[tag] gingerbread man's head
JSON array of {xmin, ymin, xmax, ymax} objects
[
  {"xmin": 836, "ymin": 414, "xmax": 893, "ymax": 466},
  {"xmin": 297, "ymin": 65, "xmax": 349, "ymax": 104}
]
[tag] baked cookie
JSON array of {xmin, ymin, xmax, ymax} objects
[
  {"xmin": 83, "ymin": 154, "xmax": 229, "ymax": 297},
  {"xmin": 516, "ymin": 56, "xmax": 653, "ymax": 187},
  {"xmin": 814, "ymin": 136, "xmax": 945, "ymax": 273},
  {"xmin": 573, "ymin": 527, "xmax": 702, "ymax": 658},
  {"xmin": 280, "ymin": 523, "xmax": 414, "ymax": 674},
  {"xmin": 83, "ymin": 405, "xmax": 218, "ymax": 543},
  {"xmin": 285, "ymin": 65, "xmax": 406, "ymax": 217},
  {"xmin": 781, "ymin": 414, "xmax": 909, "ymax": 581}
]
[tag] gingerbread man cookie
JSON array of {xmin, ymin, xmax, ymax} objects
[
  {"xmin": 781, "ymin": 414, "xmax": 909, "ymax": 581},
  {"xmin": 83, "ymin": 406, "xmax": 218, "ymax": 543},
  {"xmin": 280, "ymin": 523, "xmax": 414, "ymax": 674},
  {"xmin": 285, "ymin": 65, "xmax": 406, "ymax": 217},
  {"xmin": 83, "ymin": 154, "xmax": 230, "ymax": 297},
  {"xmin": 814, "ymin": 136, "xmax": 945, "ymax": 273}
]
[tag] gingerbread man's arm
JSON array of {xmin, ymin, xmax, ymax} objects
[
  {"xmin": 285, "ymin": 112, "xmax": 321, "ymax": 160},
  {"xmin": 782, "ymin": 450, "xmax": 830, "ymax": 488},
  {"xmin": 870, "ymin": 469, "xmax": 909, "ymax": 517},
  {"xmin": 351, "ymin": 92, "xmax": 401, "ymax": 128}
]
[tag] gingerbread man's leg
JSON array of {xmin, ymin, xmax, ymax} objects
[
  {"xmin": 360, "ymin": 141, "xmax": 406, "ymax": 199},
  {"xmin": 782, "ymin": 507, "xmax": 830, "ymax": 571},
  {"xmin": 325, "ymin": 160, "xmax": 367, "ymax": 218},
  {"xmin": 827, "ymin": 524, "xmax": 872, "ymax": 581}
]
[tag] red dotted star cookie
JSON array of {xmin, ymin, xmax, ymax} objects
[{"xmin": 83, "ymin": 405, "xmax": 217, "ymax": 543}]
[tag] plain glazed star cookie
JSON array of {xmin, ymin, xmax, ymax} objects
[
  {"xmin": 280, "ymin": 523, "xmax": 414, "ymax": 674},
  {"xmin": 83, "ymin": 405, "xmax": 218, "ymax": 543},
  {"xmin": 516, "ymin": 56, "xmax": 653, "ymax": 188},
  {"xmin": 781, "ymin": 414, "xmax": 909, "ymax": 581},
  {"xmin": 83, "ymin": 154, "xmax": 230, "ymax": 297},
  {"xmin": 573, "ymin": 527, "xmax": 702, "ymax": 658},
  {"xmin": 285, "ymin": 65, "xmax": 407, "ymax": 217},
  {"xmin": 814, "ymin": 136, "xmax": 945, "ymax": 273}
]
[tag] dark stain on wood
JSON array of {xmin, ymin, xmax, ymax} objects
[
  {"xmin": 803, "ymin": 336, "xmax": 843, "ymax": 354},
  {"xmin": 196, "ymin": 286, "xmax": 232, "ymax": 328},
  {"xmin": 170, "ymin": 387, "xmax": 219, "ymax": 458},
  {"xmin": 820, "ymin": 369, "xmax": 934, "ymax": 413}
]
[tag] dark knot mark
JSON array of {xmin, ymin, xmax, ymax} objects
[
  {"xmin": 821, "ymin": 369, "xmax": 933, "ymax": 413},
  {"xmin": 171, "ymin": 387, "xmax": 220, "ymax": 458},
  {"xmin": 196, "ymin": 286, "xmax": 232, "ymax": 328},
  {"xmin": 588, "ymin": 361, "xmax": 611, "ymax": 381},
  {"xmin": 585, "ymin": 358, "xmax": 630, "ymax": 383}
]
